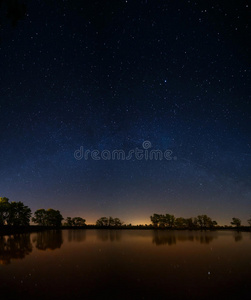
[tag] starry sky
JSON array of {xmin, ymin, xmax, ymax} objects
[{"xmin": 0, "ymin": 0, "xmax": 250, "ymax": 225}]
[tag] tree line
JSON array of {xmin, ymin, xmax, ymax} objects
[
  {"xmin": 150, "ymin": 214, "xmax": 248, "ymax": 229},
  {"xmin": 0, "ymin": 197, "xmax": 250, "ymax": 228},
  {"xmin": 150, "ymin": 213, "xmax": 218, "ymax": 229}
]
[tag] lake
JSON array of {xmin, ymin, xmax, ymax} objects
[{"xmin": 0, "ymin": 230, "xmax": 250, "ymax": 299}]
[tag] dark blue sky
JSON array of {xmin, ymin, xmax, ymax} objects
[{"xmin": 0, "ymin": 0, "xmax": 250, "ymax": 225}]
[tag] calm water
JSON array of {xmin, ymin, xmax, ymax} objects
[{"xmin": 0, "ymin": 230, "xmax": 250, "ymax": 299}]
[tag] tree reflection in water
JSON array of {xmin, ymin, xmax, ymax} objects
[
  {"xmin": 96, "ymin": 230, "xmax": 122, "ymax": 242},
  {"xmin": 152, "ymin": 231, "xmax": 218, "ymax": 246},
  {"xmin": 0, "ymin": 234, "xmax": 32, "ymax": 265},
  {"xmin": 68, "ymin": 229, "xmax": 86, "ymax": 242},
  {"xmin": 233, "ymin": 231, "xmax": 243, "ymax": 242},
  {"xmin": 32, "ymin": 230, "xmax": 63, "ymax": 250}
]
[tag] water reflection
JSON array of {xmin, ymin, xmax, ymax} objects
[
  {"xmin": 153, "ymin": 231, "xmax": 177, "ymax": 245},
  {"xmin": 96, "ymin": 230, "xmax": 122, "ymax": 242},
  {"xmin": 32, "ymin": 230, "xmax": 63, "ymax": 250},
  {"xmin": 0, "ymin": 234, "xmax": 32, "ymax": 265},
  {"xmin": 0, "ymin": 230, "xmax": 250, "ymax": 299},
  {"xmin": 68, "ymin": 229, "xmax": 86, "ymax": 242},
  {"xmin": 152, "ymin": 230, "xmax": 218, "ymax": 246},
  {"xmin": 0, "ymin": 229, "xmax": 245, "ymax": 266},
  {"xmin": 233, "ymin": 231, "xmax": 243, "ymax": 242}
]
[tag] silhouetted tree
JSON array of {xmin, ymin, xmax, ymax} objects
[
  {"xmin": 247, "ymin": 218, "xmax": 251, "ymax": 227},
  {"xmin": 72, "ymin": 217, "xmax": 86, "ymax": 226},
  {"xmin": 0, "ymin": 197, "xmax": 10, "ymax": 226},
  {"xmin": 108, "ymin": 216, "xmax": 115, "ymax": 226},
  {"xmin": 8, "ymin": 201, "xmax": 31, "ymax": 226},
  {"xmin": 64, "ymin": 217, "xmax": 73, "ymax": 226},
  {"xmin": 186, "ymin": 217, "xmax": 198, "ymax": 229},
  {"xmin": 212, "ymin": 220, "xmax": 218, "ymax": 227},
  {"xmin": 113, "ymin": 217, "xmax": 123, "ymax": 226},
  {"xmin": 45, "ymin": 209, "xmax": 63, "ymax": 226},
  {"xmin": 64, "ymin": 217, "xmax": 86, "ymax": 226},
  {"xmin": 150, "ymin": 213, "xmax": 175, "ymax": 228},
  {"xmin": 231, "ymin": 217, "xmax": 241, "ymax": 228},
  {"xmin": 0, "ymin": 0, "xmax": 26, "ymax": 29},
  {"xmin": 175, "ymin": 217, "xmax": 187, "ymax": 228},
  {"xmin": 196, "ymin": 215, "xmax": 217, "ymax": 229},
  {"xmin": 96, "ymin": 216, "xmax": 123, "ymax": 227},
  {"xmin": 96, "ymin": 217, "xmax": 109, "ymax": 226},
  {"xmin": 0, "ymin": 197, "xmax": 31, "ymax": 226},
  {"xmin": 32, "ymin": 209, "xmax": 63, "ymax": 226},
  {"xmin": 150, "ymin": 214, "xmax": 161, "ymax": 227},
  {"xmin": 197, "ymin": 215, "xmax": 206, "ymax": 228},
  {"xmin": 165, "ymin": 214, "xmax": 175, "ymax": 228},
  {"xmin": 32, "ymin": 209, "xmax": 47, "ymax": 226},
  {"xmin": 150, "ymin": 213, "xmax": 218, "ymax": 229}
]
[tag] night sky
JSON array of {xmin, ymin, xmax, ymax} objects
[{"xmin": 0, "ymin": 0, "xmax": 250, "ymax": 225}]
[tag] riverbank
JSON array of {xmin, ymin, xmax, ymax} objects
[{"xmin": 0, "ymin": 225, "xmax": 250, "ymax": 236}]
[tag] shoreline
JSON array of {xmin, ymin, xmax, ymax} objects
[{"xmin": 0, "ymin": 225, "xmax": 250, "ymax": 236}]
